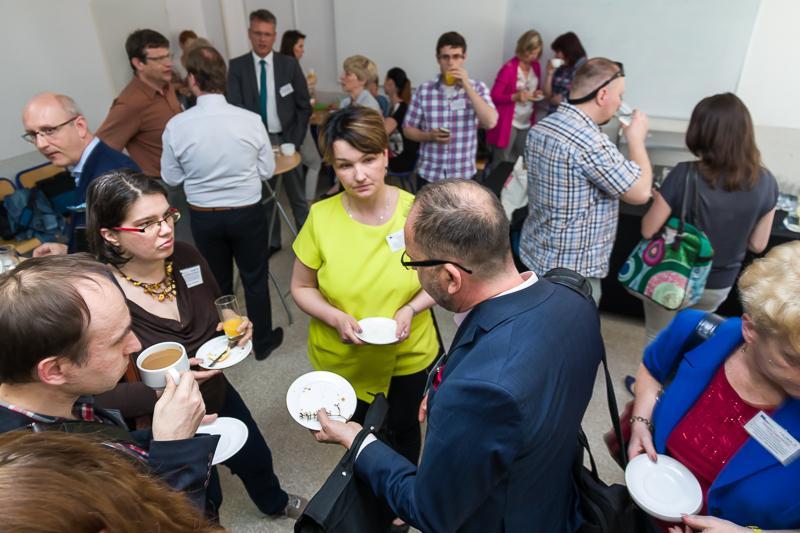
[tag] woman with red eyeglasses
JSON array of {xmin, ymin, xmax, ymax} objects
[{"xmin": 84, "ymin": 170, "xmax": 307, "ymax": 521}]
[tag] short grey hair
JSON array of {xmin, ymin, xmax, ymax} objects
[
  {"xmin": 54, "ymin": 94, "xmax": 82, "ymax": 117},
  {"xmin": 411, "ymin": 180, "xmax": 510, "ymax": 279}
]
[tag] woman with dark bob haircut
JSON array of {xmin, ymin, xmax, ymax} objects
[
  {"xmin": 86, "ymin": 170, "xmax": 307, "ymax": 520},
  {"xmin": 543, "ymin": 31, "xmax": 587, "ymax": 113},
  {"xmin": 640, "ymin": 93, "xmax": 778, "ymax": 342},
  {"xmin": 290, "ymin": 106, "xmax": 439, "ymax": 488}
]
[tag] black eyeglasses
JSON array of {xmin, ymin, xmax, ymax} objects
[
  {"xmin": 568, "ymin": 62, "xmax": 624, "ymax": 105},
  {"xmin": 21, "ymin": 116, "xmax": 79, "ymax": 144},
  {"xmin": 401, "ymin": 251, "xmax": 472, "ymax": 274}
]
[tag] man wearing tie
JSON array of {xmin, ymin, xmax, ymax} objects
[{"xmin": 227, "ymin": 9, "xmax": 311, "ymax": 252}]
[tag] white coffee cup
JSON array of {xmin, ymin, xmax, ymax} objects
[
  {"xmin": 550, "ymin": 58, "xmax": 565, "ymax": 69},
  {"xmin": 280, "ymin": 143, "xmax": 296, "ymax": 156},
  {"xmin": 136, "ymin": 341, "xmax": 189, "ymax": 389}
]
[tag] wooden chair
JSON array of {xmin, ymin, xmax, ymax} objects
[
  {"xmin": 0, "ymin": 178, "xmax": 14, "ymax": 201},
  {"xmin": 16, "ymin": 163, "xmax": 64, "ymax": 189}
]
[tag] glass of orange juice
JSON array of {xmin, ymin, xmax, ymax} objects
[{"xmin": 214, "ymin": 295, "xmax": 244, "ymax": 341}]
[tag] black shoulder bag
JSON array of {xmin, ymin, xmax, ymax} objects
[{"xmin": 295, "ymin": 393, "xmax": 394, "ymax": 533}]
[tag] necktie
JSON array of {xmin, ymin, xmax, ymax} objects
[{"xmin": 259, "ymin": 59, "xmax": 268, "ymax": 126}]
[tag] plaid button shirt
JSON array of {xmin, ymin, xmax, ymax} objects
[
  {"xmin": 403, "ymin": 76, "xmax": 495, "ymax": 181},
  {"xmin": 520, "ymin": 103, "xmax": 640, "ymax": 278}
]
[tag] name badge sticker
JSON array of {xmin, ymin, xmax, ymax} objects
[
  {"xmin": 450, "ymin": 99, "xmax": 466, "ymax": 111},
  {"xmin": 386, "ymin": 230, "xmax": 405, "ymax": 253},
  {"xmin": 279, "ymin": 83, "xmax": 294, "ymax": 97},
  {"xmin": 180, "ymin": 265, "xmax": 204, "ymax": 288},
  {"xmin": 744, "ymin": 411, "xmax": 800, "ymax": 465}
]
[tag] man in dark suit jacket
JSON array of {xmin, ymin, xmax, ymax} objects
[
  {"xmin": 314, "ymin": 180, "xmax": 603, "ymax": 532},
  {"xmin": 22, "ymin": 93, "xmax": 139, "ymax": 256},
  {"xmin": 227, "ymin": 9, "xmax": 311, "ymax": 250}
]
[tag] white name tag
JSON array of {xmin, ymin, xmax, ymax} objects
[
  {"xmin": 450, "ymin": 99, "xmax": 466, "ymax": 111},
  {"xmin": 279, "ymin": 83, "xmax": 294, "ymax": 97},
  {"xmin": 179, "ymin": 265, "xmax": 204, "ymax": 288},
  {"xmin": 386, "ymin": 230, "xmax": 405, "ymax": 253},
  {"xmin": 744, "ymin": 411, "xmax": 800, "ymax": 465}
]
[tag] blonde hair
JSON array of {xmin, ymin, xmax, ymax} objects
[
  {"xmin": 738, "ymin": 240, "xmax": 800, "ymax": 355},
  {"xmin": 515, "ymin": 30, "xmax": 543, "ymax": 58},
  {"xmin": 0, "ymin": 431, "xmax": 223, "ymax": 532},
  {"xmin": 343, "ymin": 54, "xmax": 378, "ymax": 83}
]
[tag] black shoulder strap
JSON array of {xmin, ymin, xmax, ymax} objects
[{"xmin": 542, "ymin": 268, "xmax": 593, "ymax": 301}]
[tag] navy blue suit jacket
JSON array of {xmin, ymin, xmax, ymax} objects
[
  {"xmin": 355, "ymin": 279, "xmax": 603, "ymax": 532},
  {"xmin": 646, "ymin": 310, "xmax": 800, "ymax": 529},
  {"xmin": 72, "ymin": 139, "xmax": 138, "ymax": 229}
]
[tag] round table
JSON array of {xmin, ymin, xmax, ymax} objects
[{"xmin": 275, "ymin": 152, "xmax": 301, "ymax": 175}]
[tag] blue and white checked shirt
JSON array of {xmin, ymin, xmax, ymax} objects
[
  {"xmin": 520, "ymin": 103, "xmax": 640, "ymax": 278},
  {"xmin": 403, "ymin": 76, "xmax": 494, "ymax": 182}
]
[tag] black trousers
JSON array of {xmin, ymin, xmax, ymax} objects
[
  {"xmin": 190, "ymin": 204, "xmax": 275, "ymax": 355},
  {"xmin": 351, "ymin": 370, "xmax": 428, "ymax": 464},
  {"xmin": 206, "ymin": 383, "xmax": 288, "ymax": 516}
]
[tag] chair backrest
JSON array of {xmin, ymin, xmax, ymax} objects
[
  {"xmin": 0, "ymin": 178, "xmax": 15, "ymax": 201},
  {"xmin": 16, "ymin": 163, "xmax": 64, "ymax": 189}
]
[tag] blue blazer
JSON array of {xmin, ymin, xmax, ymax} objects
[
  {"xmin": 356, "ymin": 279, "xmax": 603, "ymax": 532},
  {"xmin": 73, "ymin": 140, "xmax": 139, "ymax": 228},
  {"xmin": 646, "ymin": 310, "xmax": 800, "ymax": 529}
]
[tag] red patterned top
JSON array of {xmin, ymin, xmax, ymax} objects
[{"xmin": 666, "ymin": 365, "xmax": 776, "ymax": 513}]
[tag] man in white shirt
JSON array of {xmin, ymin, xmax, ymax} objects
[
  {"xmin": 161, "ymin": 44, "xmax": 283, "ymax": 360},
  {"xmin": 226, "ymin": 8, "xmax": 311, "ymax": 252}
]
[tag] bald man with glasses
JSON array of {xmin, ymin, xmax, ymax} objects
[
  {"xmin": 21, "ymin": 92, "xmax": 138, "ymax": 256},
  {"xmin": 520, "ymin": 57, "xmax": 653, "ymax": 305}
]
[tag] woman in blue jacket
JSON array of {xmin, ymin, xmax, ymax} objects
[{"xmin": 628, "ymin": 241, "xmax": 800, "ymax": 533}]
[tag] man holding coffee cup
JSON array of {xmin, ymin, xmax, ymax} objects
[
  {"xmin": 0, "ymin": 255, "xmax": 218, "ymax": 509},
  {"xmin": 403, "ymin": 31, "xmax": 498, "ymax": 189},
  {"xmin": 162, "ymin": 44, "xmax": 284, "ymax": 359},
  {"xmin": 521, "ymin": 57, "xmax": 653, "ymax": 305}
]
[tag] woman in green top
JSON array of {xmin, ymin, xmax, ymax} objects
[{"xmin": 291, "ymin": 106, "xmax": 438, "ymax": 466}]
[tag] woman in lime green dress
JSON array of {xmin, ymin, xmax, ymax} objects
[{"xmin": 291, "ymin": 106, "xmax": 438, "ymax": 465}]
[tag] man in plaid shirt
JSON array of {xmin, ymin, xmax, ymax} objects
[
  {"xmin": 403, "ymin": 31, "xmax": 498, "ymax": 188},
  {"xmin": 521, "ymin": 58, "xmax": 653, "ymax": 305},
  {"xmin": 0, "ymin": 255, "xmax": 218, "ymax": 510}
]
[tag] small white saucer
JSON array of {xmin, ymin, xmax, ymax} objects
[
  {"xmin": 356, "ymin": 317, "xmax": 398, "ymax": 345},
  {"xmin": 196, "ymin": 417, "xmax": 249, "ymax": 465},
  {"xmin": 625, "ymin": 454, "xmax": 702, "ymax": 522},
  {"xmin": 286, "ymin": 371, "xmax": 357, "ymax": 430},
  {"xmin": 196, "ymin": 335, "xmax": 252, "ymax": 370}
]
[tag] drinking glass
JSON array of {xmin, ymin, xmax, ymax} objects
[{"xmin": 215, "ymin": 295, "xmax": 244, "ymax": 341}]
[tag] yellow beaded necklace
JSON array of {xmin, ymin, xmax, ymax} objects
[{"xmin": 116, "ymin": 260, "xmax": 177, "ymax": 302}]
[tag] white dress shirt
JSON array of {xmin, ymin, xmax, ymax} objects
[
  {"xmin": 161, "ymin": 94, "xmax": 275, "ymax": 207},
  {"xmin": 252, "ymin": 51, "xmax": 282, "ymax": 134}
]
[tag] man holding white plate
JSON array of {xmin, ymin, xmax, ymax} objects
[{"xmin": 313, "ymin": 179, "xmax": 603, "ymax": 532}]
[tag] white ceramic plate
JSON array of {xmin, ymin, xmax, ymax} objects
[
  {"xmin": 625, "ymin": 454, "xmax": 703, "ymax": 522},
  {"xmin": 196, "ymin": 335, "xmax": 252, "ymax": 370},
  {"xmin": 531, "ymin": 94, "xmax": 545, "ymax": 102},
  {"xmin": 196, "ymin": 417, "xmax": 249, "ymax": 465},
  {"xmin": 285, "ymin": 371, "xmax": 357, "ymax": 430},
  {"xmin": 355, "ymin": 317, "xmax": 398, "ymax": 345}
]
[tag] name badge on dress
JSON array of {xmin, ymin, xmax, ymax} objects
[
  {"xmin": 179, "ymin": 265, "xmax": 204, "ymax": 288},
  {"xmin": 450, "ymin": 99, "xmax": 466, "ymax": 111},
  {"xmin": 386, "ymin": 230, "xmax": 405, "ymax": 253},
  {"xmin": 744, "ymin": 410, "xmax": 800, "ymax": 465},
  {"xmin": 279, "ymin": 83, "xmax": 294, "ymax": 97}
]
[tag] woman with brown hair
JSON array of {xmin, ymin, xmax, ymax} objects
[
  {"xmin": 543, "ymin": 31, "xmax": 587, "ymax": 114},
  {"xmin": 290, "ymin": 105, "xmax": 438, "ymax": 466},
  {"xmin": 0, "ymin": 431, "xmax": 223, "ymax": 532},
  {"xmin": 383, "ymin": 67, "xmax": 419, "ymax": 175},
  {"xmin": 639, "ymin": 93, "xmax": 778, "ymax": 342}
]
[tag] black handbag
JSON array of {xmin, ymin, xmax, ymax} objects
[
  {"xmin": 575, "ymin": 343, "xmax": 658, "ymax": 533},
  {"xmin": 295, "ymin": 393, "xmax": 394, "ymax": 533}
]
